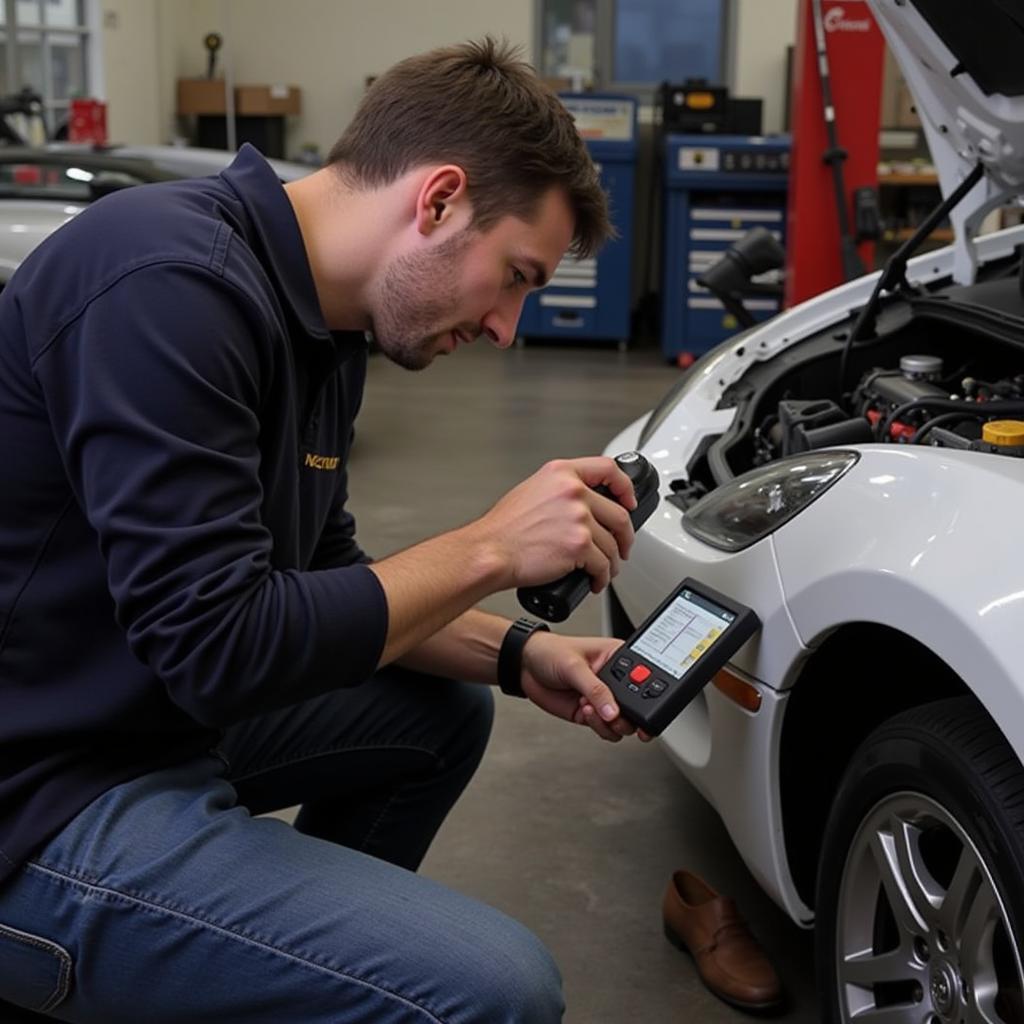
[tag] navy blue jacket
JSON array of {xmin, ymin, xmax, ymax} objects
[{"xmin": 0, "ymin": 145, "xmax": 388, "ymax": 881}]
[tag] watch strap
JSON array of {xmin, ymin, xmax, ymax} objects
[{"xmin": 497, "ymin": 617, "xmax": 550, "ymax": 698}]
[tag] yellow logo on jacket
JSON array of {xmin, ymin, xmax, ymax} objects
[{"xmin": 304, "ymin": 453, "xmax": 340, "ymax": 471}]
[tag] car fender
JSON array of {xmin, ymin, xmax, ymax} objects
[{"xmin": 774, "ymin": 444, "xmax": 1024, "ymax": 764}]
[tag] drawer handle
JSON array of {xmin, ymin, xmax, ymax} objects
[{"xmin": 553, "ymin": 312, "xmax": 584, "ymax": 328}]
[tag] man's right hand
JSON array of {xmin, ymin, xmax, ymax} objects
[
  {"xmin": 466, "ymin": 456, "xmax": 638, "ymax": 595},
  {"xmin": 368, "ymin": 456, "xmax": 638, "ymax": 668}
]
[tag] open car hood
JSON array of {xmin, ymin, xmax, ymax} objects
[{"xmin": 868, "ymin": 0, "xmax": 1024, "ymax": 283}]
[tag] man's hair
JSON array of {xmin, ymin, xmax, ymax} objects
[{"xmin": 326, "ymin": 38, "xmax": 611, "ymax": 259}]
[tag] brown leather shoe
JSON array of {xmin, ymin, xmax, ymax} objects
[{"xmin": 662, "ymin": 869, "xmax": 783, "ymax": 1013}]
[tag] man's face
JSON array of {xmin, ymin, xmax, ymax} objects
[{"xmin": 369, "ymin": 187, "xmax": 574, "ymax": 370}]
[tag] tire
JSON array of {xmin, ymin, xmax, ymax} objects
[{"xmin": 815, "ymin": 697, "xmax": 1024, "ymax": 1023}]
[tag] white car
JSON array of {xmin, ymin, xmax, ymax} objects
[
  {"xmin": 604, "ymin": 2, "xmax": 1024, "ymax": 1020},
  {"xmin": 0, "ymin": 145, "xmax": 310, "ymax": 284}
]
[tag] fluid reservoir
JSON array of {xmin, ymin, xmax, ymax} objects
[
  {"xmin": 982, "ymin": 420, "xmax": 1024, "ymax": 447},
  {"xmin": 900, "ymin": 354, "xmax": 943, "ymax": 382}
]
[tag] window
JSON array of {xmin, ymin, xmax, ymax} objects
[
  {"xmin": 537, "ymin": 0, "xmax": 728, "ymax": 95},
  {"xmin": 0, "ymin": 0, "xmax": 97, "ymax": 139},
  {"xmin": 539, "ymin": 0, "xmax": 598, "ymax": 90},
  {"xmin": 613, "ymin": 0, "xmax": 723, "ymax": 85}
]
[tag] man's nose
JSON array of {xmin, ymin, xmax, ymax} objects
[{"xmin": 481, "ymin": 296, "xmax": 525, "ymax": 349}]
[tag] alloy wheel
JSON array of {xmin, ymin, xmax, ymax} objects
[{"xmin": 836, "ymin": 790, "xmax": 1023, "ymax": 1023}]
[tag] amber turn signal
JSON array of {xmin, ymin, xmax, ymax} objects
[{"xmin": 713, "ymin": 668, "xmax": 762, "ymax": 713}]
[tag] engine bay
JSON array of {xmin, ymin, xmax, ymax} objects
[
  {"xmin": 755, "ymin": 354, "xmax": 1024, "ymax": 464},
  {"xmin": 671, "ymin": 262, "xmax": 1024, "ymax": 505}
]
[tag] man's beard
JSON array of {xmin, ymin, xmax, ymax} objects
[{"xmin": 370, "ymin": 228, "xmax": 476, "ymax": 371}]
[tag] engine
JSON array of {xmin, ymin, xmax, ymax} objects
[{"xmin": 754, "ymin": 355, "xmax": 1024, "ymax": 463}]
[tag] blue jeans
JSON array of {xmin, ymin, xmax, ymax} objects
[{"xmin": 0, "ymin": 669, "xmax": 565, "ymax": 1022}]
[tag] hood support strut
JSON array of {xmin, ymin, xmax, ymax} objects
[{"xmin": 838, "ymin": 161, "xmax": 985, "ymax": 397}]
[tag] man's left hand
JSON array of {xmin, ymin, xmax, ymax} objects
[{"xmin": 519, "ymin": 631, "xmax": 651, "ymax": 742}]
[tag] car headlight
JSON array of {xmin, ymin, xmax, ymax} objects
[{"xmin": 682, "ymin": 450, "xmax": 859, "ymax": 552}]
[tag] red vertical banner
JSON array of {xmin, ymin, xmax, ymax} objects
[{"xmin": 785, "ymin": 0, "xmax": 885, "ymax": 306}]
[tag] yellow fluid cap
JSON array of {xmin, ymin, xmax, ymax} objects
[{"xmin": 983, "ymin": 420, "xmax": 1024, "ymax": 446}]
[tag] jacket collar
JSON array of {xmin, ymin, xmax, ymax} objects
[{"xmin": 220, "ymin": 144, "xmax": 366, "ymax": 351}]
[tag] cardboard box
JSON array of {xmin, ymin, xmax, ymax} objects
[
  {"xmin": 235, "ymin": 85, "xmax": 301, "ymax": 116},
  {"xmin": 177, "ymin": 78, "xmax": 227, "ymax": 115},
  {"xmin": 541, "ymin": 77, "xmax": 575, "ymax": 94},
  {"xmin": 177, "ymin": 80, "xmax": 301, "ymax": 117}
]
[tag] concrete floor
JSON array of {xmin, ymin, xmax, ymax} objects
[{"xmin": 342, "ymin": 340, "xmax": 820, "ymax": 1024}]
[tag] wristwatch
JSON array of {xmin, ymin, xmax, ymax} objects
[{"xmin": 497, "ymin": 617, "xmax": 550, "ymax": 698}]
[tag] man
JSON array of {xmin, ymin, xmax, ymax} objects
[{"xmin": 0, "ymin": 38, "xmax": 643, "ymax": 1023}]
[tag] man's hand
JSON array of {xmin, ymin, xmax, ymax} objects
[
  {"xmin": 368, "ymin": 456, "xmax": 638, "ymax": 669},
  {"xmin": 467, "ymin": 457, "xmax": 637, "ymax": 596},
  {"xmin": 519, "ymin": 630, "xmax": 651, "ymax": 743}
]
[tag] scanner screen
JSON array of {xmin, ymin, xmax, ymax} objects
[{"xmin": 630, "ymin": 587, "xmax": 735, "ymax": 679}]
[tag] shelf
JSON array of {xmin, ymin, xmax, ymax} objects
[
  {"xmin": 883, "ymin": 227, "xmax": 954, "ymax": 243},
  {"xmin": 878, "ymin": 173, "xmax": 939, "ymax": 186}
]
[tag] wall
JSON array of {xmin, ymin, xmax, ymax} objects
[
  {"xmin": 731, "ymin": 0, "xmax": 799, "ymax": 134},
  {"xmin": 99, "ymin": 0, "xmax": 162, "ymax": 143},
  {"xmin": 150, "ymin": 0, "xmax": 534, "ymax": 159},
  {"xmin": 98, "ymin": 0, "xmax": 796, "ymax": 150}
]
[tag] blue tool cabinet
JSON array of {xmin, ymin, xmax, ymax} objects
[
  {"xmin": 518, "ymin": 94, "xmax": 637, "ymax": 347},
  {"xmin": 661, "ymin": 134, "xmax": 790, "ymax": 361}
]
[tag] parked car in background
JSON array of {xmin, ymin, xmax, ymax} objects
[
  {"xmin": 0, "ymin": 145, "xmax": 310, "ymax": 285},
  {"xmin": 603, "ymin": 1, "xmax": 1024, "ymax": 1021},
  {"xmin": 46, "ymin": 142, "xmax": 312, "ymax": 184}
]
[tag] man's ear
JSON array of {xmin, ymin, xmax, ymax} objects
[{"xmin": 415, "ymin": 165, "xmax": 469, "ymax": 236}]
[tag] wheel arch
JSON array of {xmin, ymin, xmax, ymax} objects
[{"xmin": 779, "ymin": 621, "xmax": 972, "ymax": 910}]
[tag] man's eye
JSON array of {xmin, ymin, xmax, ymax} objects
[{"xmin": 512, "ymin": 268, "xmax": 527, "ymax": 287}]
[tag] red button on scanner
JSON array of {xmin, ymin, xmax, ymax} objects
[{"xmin": 629, "ymin": 665, "xmax": 651, "ymax": 684}]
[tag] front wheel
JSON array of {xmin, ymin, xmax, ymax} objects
[{"xmin": 815, "ymin": 697, "xmax": 1024, "ymax": 1023}]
